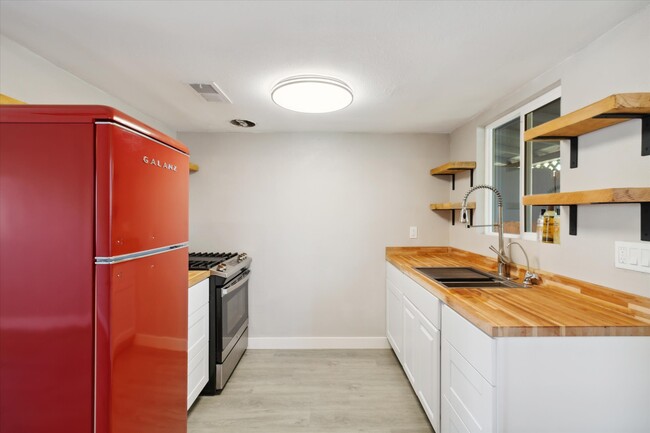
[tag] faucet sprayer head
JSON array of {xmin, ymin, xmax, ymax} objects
[{"xmin": 459, "ymin": 207, "xmax": 468, "ymax": 224}]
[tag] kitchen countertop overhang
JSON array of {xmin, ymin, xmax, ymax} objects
[
  {"xmin": 188, "ymin": 270, "xmax": 210, "ymax": 288},
  {"xmin": 386, "ymin": 247, "xmax": 650, "ymax": 337}
]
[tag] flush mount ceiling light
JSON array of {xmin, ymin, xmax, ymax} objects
[{"xmin": 271, "ymin": 75, "xmax": 353, "ymax": 113}]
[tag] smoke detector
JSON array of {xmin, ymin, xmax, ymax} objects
[{"xmin": 189, "ymin": 82, "xmax": 232, "ymax": 103}]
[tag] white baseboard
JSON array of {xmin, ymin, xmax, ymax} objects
[{"xmin": 248, "ymin": 336, "xmax": 390, "ymax": 349}]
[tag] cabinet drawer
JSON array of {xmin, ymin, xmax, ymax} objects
[
  {"xmin": 442, "ymin": 395, "xmax": 471, "ymax": 433},
  {"xmin": 386, "ymin": 262, "xmax": 404, "ymax": 285},
  {"xmin": 403, "ymin": 275, "xmax": 440, "ymax": 329},
  {"xmin": 189, "ymin": 278, "xmax": 209, "ymax": 316},
  {"xmin": 442, "ymin": 305, "xmax": 495, "ymax": 384},
  {"xmin": 442, "ymin": 338, "xmax": 495, "ymax": 433},
  {"xmin": 386, "ymin": 262, "xmax": 440, "ymax": 328},
  {"xmin": 187, "ymin": 345, "xmax": 208, "ymax": 409},
  {"xmin": 188, "ymin": 303, "xmax": 209, "ymax": 364}
]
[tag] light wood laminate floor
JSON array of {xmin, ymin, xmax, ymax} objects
[{"xmin": 187, "ymin": 349, "xmax": 435, "ymax": 433}]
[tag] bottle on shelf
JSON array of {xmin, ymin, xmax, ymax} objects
[
  {"xmin": 542, "ymin": 206, "xmax": 556, "ymax": 244},
  {"xmin": 536, "ymin": 209, "xmax": 546, "ymax": 242},
  {"xmin": 553, "ymin": 210, "xmax": 561, "ymax": 244}
]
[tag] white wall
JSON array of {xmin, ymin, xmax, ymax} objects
[
  {"xmin": 449, "ymin": 6, "xmax": 650, "ymax": 297},
  {"xmin": 181, "ymin": 132, "xmax": 449, "ymax": 347},
  {"xmin": 0, "ymin": 35, "xmax": 175, "ymax": 136}
]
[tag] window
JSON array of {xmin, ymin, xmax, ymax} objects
[{"xmin": 486, "ymin": 88, "xmax": 561, "ymax": 237}]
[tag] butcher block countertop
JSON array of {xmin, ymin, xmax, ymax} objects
[
  {"xmin": 386, "ymin": 247, "xmax": 650, "ymax": 337},
  {"xmin": 188, "ymin": 270, "xmax": 210, "ymax": 288}
]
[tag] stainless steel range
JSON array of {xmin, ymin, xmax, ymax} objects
[{"xmin": 189, "ymin": 252, "xmax": 251, "ymax": 393}]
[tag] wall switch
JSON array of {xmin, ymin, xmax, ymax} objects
[
  {"xmin": 641, "ymin": 249, "xmax": 650, "ymax": 267},
  {"xmin": 409, "ymin": 226, "xmax": 418, "ymax": 239},
  {"xmin": 615, "ymin": 241, "xmax": 650, "ymax": 274}
]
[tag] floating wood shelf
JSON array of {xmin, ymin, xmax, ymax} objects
[
  {"xmin": 523, "ymin": 188, "xmax": 650, "ymax": 240},
  {"xmin": 189, "ymin": 162, "xmax": 199, "ymax": 173},
  {"xmin": 524, "ymin": 93, "xmax": 650, "ymax": 168},
  {"xmin": 430, "ymin": 202, "xmax": 476, "ymax": 226},
  {"xmin": 430, "ymin": 161, "xmax": 476, "ymax": 190}
]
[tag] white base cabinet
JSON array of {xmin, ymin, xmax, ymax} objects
[
  {"xmin": 187, "ymin": 278, "xmax": 209, "ymax": 410},
  {"xmin": 387, "ymin": 261, "xmax": 650, "ymax": 433},
  {"xmin": 386, "ymin": 278, "xmax": 404, "ymax": 362},
  {"xmin": 386, "ymin": 263, "xmax": 441, "ymax": 433},
  {"xmin": 441, "ymin": 305, "xmax": 650, "ymax": 433}
]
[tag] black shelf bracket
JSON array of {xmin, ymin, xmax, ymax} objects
[
  {"xmin": 642, "ymin": 203, "xmax": 649, "ymax": 241},
  {"xmin": 434, "ymin": 168, "xmax": 475, "ymax": 191},
  {"xmin": 593, "ymin": 113, "xmax": 649, "ymax": 157},
  {"xmin": 539, "ymin": 114, "xmax": 649, "ymax": 168},
  {"xmin": 565, "ymin": 203, "xmax": 647, "ymax": 240},
  {"xmin": 643, "ymin": 116, "xmax": 649, "ymax": 156},
  {"xmin": 569, "ymin": 205, "xmax": 578, "ymax": 236},
  {"xmin": 570, "ymin": 137, "xmax": 579, "ymax": 168}
]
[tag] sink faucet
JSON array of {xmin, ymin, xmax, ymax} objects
[
  {"xmin": 459, "ymin": 184, "xmax": 509, "ymax": 278},
  {"xmin": 507, "ymin": 241, "xmax": 539, "ymax": 286}
]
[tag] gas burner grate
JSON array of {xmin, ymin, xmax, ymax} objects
[
  {"xmin": 188, "ymin": 252, "xmax": 239, "ymax": 270},
  {"xmin": 189, "ymin": 252, "xmax": 238, "ymax": 260},
  {"xmin": 189, "ymin": 260, "xmax": 222, "ymax": 270}
]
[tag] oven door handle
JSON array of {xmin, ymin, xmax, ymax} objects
[{"xmin": 221, "ymin": 272, "xmax": 250, "ymax": 297}]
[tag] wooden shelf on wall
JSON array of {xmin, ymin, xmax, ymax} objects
[
  {"xmin": 430, "ymin": 202, "xmax": 476, "ymax": 210},
  {"xmin": 522, "ymin": 188, "xmax": 650, "ymax": 206},
  {"xmin": 189, "ymin": 162, "xmax": 199, "ymax": 173},
  {"xmin": 523, "ymin": 93, "xmax": 650, "ymax": 168},
  {"xmin": 430, "ymin": 202, "xmax": 476, "ymax": 226},
  {"xmin": 523, "ymin": 188, "xmax": 650, "ymax": 240},
  {"xmin": 430, "ymin": 161, "xmax": 476, "ymax": 190}
]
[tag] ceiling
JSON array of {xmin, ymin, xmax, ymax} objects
[{"xmin": 0, "ymin": 1, "xmax": 648, "ymax": 134}]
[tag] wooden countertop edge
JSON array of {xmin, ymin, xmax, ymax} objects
[
  {"xmin": 386, "ymin": 247, "xmax": 650, "ymax": 337},
  {"xmin": 188, "ymin": 270, "xmax": 210, "ymax": 288}
]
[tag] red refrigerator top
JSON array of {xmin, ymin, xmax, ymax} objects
[{"xmin": 0, "ymin": 105, "xmax": 189, "ymax": 433}]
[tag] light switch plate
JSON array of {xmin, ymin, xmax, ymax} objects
[
  {"xmin": 615, "ymin": 241, "xmax": 650, "ymax": 273},
  {"xmin": 409, "ymin": 226, "xmax": 418, "ymax": 239}
]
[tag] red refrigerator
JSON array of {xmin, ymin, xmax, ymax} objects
[{"xmin": 0, "ymin": 105, "xmax": 189, "ymax": 433}]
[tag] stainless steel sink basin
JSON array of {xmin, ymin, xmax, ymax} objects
[{"xmin": 414, "ymin": 267, "xmax": 527, "ymax": 289}]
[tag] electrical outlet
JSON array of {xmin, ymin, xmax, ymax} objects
[
  {"xmin": 409, "ymin": 226, "xmax": 418, "ymax": 239},
  {"xmin": 615, "ymin": 241, "xmax": 650, "ymax": 273}
]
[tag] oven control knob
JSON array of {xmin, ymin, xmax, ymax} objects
[
  {"xmin": 238, "ymin": 253, "xmax": 247, "ymax": 262},
  {"xmin": 216, "ymin": 263, "xmax": 227, "ymax": 272}
]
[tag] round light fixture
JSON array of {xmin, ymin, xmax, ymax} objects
[{"xmin": 271, "ymin": 75, "xmax": 353, "ymax": 113}]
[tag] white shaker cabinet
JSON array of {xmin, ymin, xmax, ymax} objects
[
  {"xmin": 386, "ymin": 278, "xmax": 404, "ymax": 362},
  {"xmin": 388, "ymin": 262, "xmax": 650, "ymax": 433},
  {"xmin": 386, "ymin": 263, "xmax": 441, "ymax": 433},
  {"xmin": 441, "ymin": 304, "xmax": 650, "ymax": 433},
  {"xmin": 441, "ymin": 306, "xmax": 495, "ymax": 433},
  {"xmin": 187, "ymin": 277, "xmax": 210, "ymax": 410},
  {"xmin": 413, "ymin": 305, "xmax": 441, "ymax": 430}
]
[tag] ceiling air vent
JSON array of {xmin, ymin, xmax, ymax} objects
[{"xmin": 189, "ymin": 82, "xmax": 232, "ymax": 103}]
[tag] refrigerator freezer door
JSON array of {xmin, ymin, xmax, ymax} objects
[
  {"xmin": 95, "ymin": 247, "xmax": 188, "ymax": 433},
  {"xmin": 0, "ymin": 122, "xmax": 95, "ymax": 433},
  {"xmin": 95, "ymin": 123, "xmax": 189, "ymax": 258}
]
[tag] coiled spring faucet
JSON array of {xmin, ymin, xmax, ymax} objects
[{"xmin": 460, "ymin": 184, "xmax": 509, "ymax": 278}]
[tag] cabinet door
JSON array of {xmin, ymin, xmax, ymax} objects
[
  {"xmin": 386, "ymin": 279, "xmax": 404, "ymax": 361},
  {"xmin": 415, "ymin": 312, "xmax": 441, "ymax": 433},
  {"xmin": 441, "ymin": 338, "xmax": 495, "ymax": 433},
  {"xmin": 187, "ymin": 279, "xmax": 209, "ymax": 409},
  {"xmin": 442, "ymin": 396, "xmax": 471, "ymax": 433},
  {"xmin": 402, "ymin": 298, "xmax": 418, "ymax": 385}
]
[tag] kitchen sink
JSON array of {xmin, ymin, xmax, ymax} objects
[{"xmin": 414, "ymin": 267, "xmax": 527, "ymax": 289}]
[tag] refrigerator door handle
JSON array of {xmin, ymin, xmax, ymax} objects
[{"xmin": 221, "ymin": 273, "xmax": 250, "ymax": 297}]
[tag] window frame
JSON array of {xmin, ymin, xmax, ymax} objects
[{"xmin": 484, "ymin": 86, "xmax": 562, "ymax": 240}]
